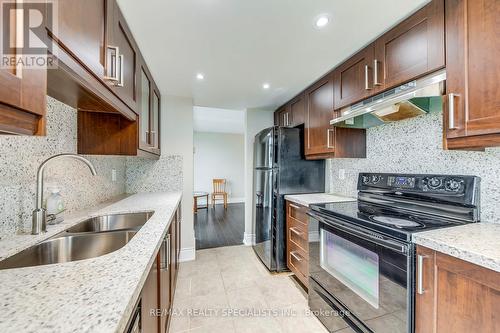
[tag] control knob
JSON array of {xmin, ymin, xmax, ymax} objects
[
  {"xmin": 361, "ymin": 175, "xmax": 370, "ymax": 184},
  {"xmin": 371, "ymin": 175, "xmax": 382, "ymax": 184},
  {"xmin": 445, "ymin": 178, "xmax": 463, "ymax": 192},
  {"xmin": 427, "ymin": 177, "xmax": 443, "ymax": 189}
]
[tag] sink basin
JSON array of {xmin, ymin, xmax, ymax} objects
[
  {"xmin": 65, "ymin": 212, "xmax": 153, "ymax": 233},
  {"xmin": 0, "ymin": 230, "xmax": 137, "ymax": 270}
]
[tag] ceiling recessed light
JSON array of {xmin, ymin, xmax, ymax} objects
[
  {"xmin": 262, "ymin": 83, "xmax": 270, "ymax": 89},
  {"xmin": 196, "ymin": 73, "xmax": 205, "ymax": 80},
  {"xmin": 315, "ymin": 15, "xmax": 330, "ymax": 28}
]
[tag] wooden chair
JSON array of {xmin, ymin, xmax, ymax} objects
[{"xmin": 211, "ymin": 179, "xmax": 228, "ymax": 209}]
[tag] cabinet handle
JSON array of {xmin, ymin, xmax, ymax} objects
[
  {"xmin": 373, "ymin": 59, "xmax": 381, "ymax": 86},
  {"xmin": 116, "ymin": 54, "xmax": 124, "ymax": 87},
  {"xmin": 104, "ymin": 46, "xmax": 120, "ymax": 82},
  {"xmin": 150, "ymin": 130, "xmax": 156, "ymax": 147},
  {"xmin": 289, "ymin": 204, "xmax": 300, "ymax": 210},
  {"xmin": 286, "ymin": 113, "xmax": 289, "ymax": 126},
  {"xmin": 290, "ymin": 227, "xmax": 304, "ymax": 237},
  {"xmin": 161, "ymin": 236, "xmax": 169, "ymax": 270},
  {"xmin": 290, "ymin": 251, "xmax": 303, "ymax": 262},
  {"xmin": 327, "ymin": 128, "xmax": 334, "ymax": 149},
  {"xmin": 448, "ymin": 93, "xmax": 458, "ymax": 130},
  {"xmin": 417, "ymin": 254, "xmax": 427, "ymax": 295},
  {"xmin": 364, "ymin": 65, "xmax": 372, "ymax": 90},
  {"xmin": 166, "ymin": 234, "xmax": 171, "ymax": 267}
]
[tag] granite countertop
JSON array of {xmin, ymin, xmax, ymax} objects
[
  {"xmin": 0, "ymin": 192, "xmax": 182, "ymax": 333},
  {"xmin": 284, "ymin": 193, "xmax": 356, "ymax": 207},
  {"xmin": 413, "ymin": 223, "xmax": 500, "ymax": 272}
]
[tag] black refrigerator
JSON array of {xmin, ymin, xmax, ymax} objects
[{"xmin": 252, "ymin": 126, "xmax": 325, "ymax": 272}]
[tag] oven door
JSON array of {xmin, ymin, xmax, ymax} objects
[{"xmin": 308, "ymin": 211, "xmax": 412, "ymax": 333}]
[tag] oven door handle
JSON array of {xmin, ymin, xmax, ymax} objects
[{"xmin": 308, "ymin": 212, "xmax": 408, "ymax": 254}]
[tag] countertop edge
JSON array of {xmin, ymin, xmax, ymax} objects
[
  {"xmin": 413, "ymin": 225, "xmax": 500, "ymax": 273},
  {"xmin": 284, "ymin": 193, "xmax": 356, "ymax": 207}
]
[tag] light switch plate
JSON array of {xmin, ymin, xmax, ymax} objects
[
  {"xmin": 112, "ymin": 169, "xmax": 117, "ymax": 182},
  {"xmin": 339, "ymin": 169, "xmax": 346, "ymax": 180}
]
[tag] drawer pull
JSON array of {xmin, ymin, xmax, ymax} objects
[
  {"xmin": 290, "ymin": 227, "xmax": 304, "ymax": 237},
  {"xmin": 289, "ymin": 204, "xmax": 301, "ymax": 209},
  {"xmin": 290, "ymin": 251, "xmax": 303, "ymax": 262}
]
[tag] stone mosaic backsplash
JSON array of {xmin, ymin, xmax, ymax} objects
[
  {"xmin": 327, "ymin": 111, "xmax": 500, "ymax": 223},
  {"xmin": 126, "ymin": 155, "xmax": 183, "ymax": 194},
  {"xmin": 0, "ymin": 97, "xmax": 128, "ymax": 237}
]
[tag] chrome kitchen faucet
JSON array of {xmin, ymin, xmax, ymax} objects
[{"xmin": 32, "ymin": 153, "xmax": 97, "ymax": 235}]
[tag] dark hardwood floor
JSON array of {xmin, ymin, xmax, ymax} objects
[{"xmin": 194, "ymin": 203, "xmax": 245, "ymax": 250}]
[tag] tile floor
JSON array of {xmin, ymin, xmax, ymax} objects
[{"xmin": 169, "ymin": 245, "xmax": 330, "ymax": 333}]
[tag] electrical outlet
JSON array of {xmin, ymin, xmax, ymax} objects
[
  {"xmin": 339, "ymin": 169, "xmax": 346, "ymax": 180},
  {"xmin": 111, "ymin": 169, "xmax": 117, "ymax": 182}
]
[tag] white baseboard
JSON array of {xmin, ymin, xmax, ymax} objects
[
  {"xmin": 179, "ymin": 247, "xmax": 196, "ymax": 262},
  {"xmin": 243, "ymin": 232, "xmax": 255, "ymax": 246}
]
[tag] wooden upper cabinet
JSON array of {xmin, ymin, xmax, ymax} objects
[
  {"xmin": 290, "ymin": 94, "xmax": 305, "ymax": 126},
  {"xmin": 415, "ymin": 246, "xmax": 500, "ymax": 333},
  {"xmin": 333, "ymin": 46, "xmax": 374, "ymax": 110},
  {"xmin": 0, "ymin": 0, "xmax": 46, "ymax": 135},
  {"xmin": 106, "ymin": 0, "xmax": 138, "ymax": 112},
  {"xmin": 50, "ymin": 0, "xmax": 108, "ymax": 78},
  {"xmin": 445, "ymin": 0, "xmax": 500, "ymax": 149},
  {"xmin": 305, "ymin": 74, "xmax": 335, "ymax": 157},
  {"xmin": 138, "ymin": 59, "xmax": 161, "ymax": 155},
  {"xmin": 374, "ymin": 0, "xmax": 445, "ymax": 90}
]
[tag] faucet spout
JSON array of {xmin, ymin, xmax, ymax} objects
[{"xmin": 32, "ymin": 153, "xmax": 97, "ymax": 235}]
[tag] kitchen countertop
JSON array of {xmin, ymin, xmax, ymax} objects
[
  {"xmin": 284, "ymin": 193, "xmax": 356, "ymax": 207},
  {"xmin": 0, "ymin": 192, "xmax": 182, "ymax": 333},
  {"xmin": 413, "ymin": 223, "xmax": 500, "ymax": 273}
]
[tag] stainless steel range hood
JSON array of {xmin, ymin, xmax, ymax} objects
[{"xmin": 330, "ymin": 69, "xmax": 446, "ymax": 128}]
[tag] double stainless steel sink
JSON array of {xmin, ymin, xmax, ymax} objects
[{"xmin": 0, "ymin": 212, "xmax": 154, "ymax": 270}]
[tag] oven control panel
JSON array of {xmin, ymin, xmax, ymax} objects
[{"xmin": 358, "ymin": 173, "xmax": 473, "ymax": 194}]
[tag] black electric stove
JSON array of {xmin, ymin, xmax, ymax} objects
[
  {"xmin": 308, "ymin": 173, "xmax": 481, "ymax": 333},
  {"xmin": 310, "ymin": 173, "xmax": 481, "ymax": 241}
]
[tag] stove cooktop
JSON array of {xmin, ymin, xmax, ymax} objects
[{"xmin": 310, "ymin": 201, "xmax": 468, "ymax": 242}]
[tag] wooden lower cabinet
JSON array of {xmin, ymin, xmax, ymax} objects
[
  {"xmin": 415, "ymin": 245, "xmax": 500, "ymax": 333},
  {"xmin": 131, "ymin": 204, "xmax": 182, "ymax": 333},
  {"xmin": 285, "ymin": 201, "xmax": 310, "ymax": 288}
]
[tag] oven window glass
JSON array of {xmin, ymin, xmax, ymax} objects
[{"xmin": 320, "ymin": 229, "xmax": 379, "ymax": 308}]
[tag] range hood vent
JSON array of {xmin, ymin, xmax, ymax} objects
[{"xmin": 330, "ymin": 70, "xmax": 446, "ymax": 128}]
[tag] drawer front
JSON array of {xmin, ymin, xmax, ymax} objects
[
  {"xmin": 287, "ymin": 202, "xmax": 308, "ymax": 224},
  {"xmin": 288, "ymin": 241, "xmax": 309, "ymax": 280},
  {"xmin": 288, "ymin": 217, "xmax": 308, "ymax": 252}
]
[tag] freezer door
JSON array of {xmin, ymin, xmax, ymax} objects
[
  {"xmin": 253, "ymin": 168, "xmax": 275, "ymax": 270},
  {"xmin": 254, "ymin": 127, "xmax": 274, "ymax": 169}
]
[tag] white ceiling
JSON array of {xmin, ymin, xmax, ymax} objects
[
  {"xmin": 193, "ymin": 106, "xmax": 245, "ymax": 134},
  {"xmin": 117, "ymin": 0, "xmax": 429, "ymax": 110}
]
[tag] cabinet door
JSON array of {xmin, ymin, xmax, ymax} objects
[
  {"xmin": 151, "ymin": 90, "xmax": 161, "ymax": 151},
  {"xmin": 170, "ymin": 222, "xmax": 178, "ymax": 291},
  {"xmin": 160, "ymin": 234, "xmax": 171, "ymax": 333},
  {"xmin": 415, "ymin": 246, "xmax": 500, "ymax": 333},
  {"xmin": 139, "ymin": 67, "xmax": 151, "ymax": 149},
  {"xmin": 415, "ymin": 246, "xmax": 436, "ymax": 333},
  {"xmin": 0, "ymin": 0, "xmax": 46, "ymax": 135},
  {"xmin": 445, "ymin": 0, "xmax": 500, "ymax": 143},
  {"xmin": 305, "ymin": 75, "xmax": 335, "ymax": 156},
  {"xmin": 107, "ymin": 0, "xmax": 137, "ymax": 111},
  {"xmin": 50, "ymin": 0, "xmax": 107, "ymax": 78},
  {"xmin": 141, "ymin": 255, "xmax": 159, "ymax": 333},
  {"xmin": 374, "ymin": 0, "xmax": 445, "ymax": 90},
  {"xmin": 290, "ymin": 94, "xmax": 305, "ymax": 126},
  {"xmin": 333, "ymin": 46, "xmax": 374, "ymax": 109}
]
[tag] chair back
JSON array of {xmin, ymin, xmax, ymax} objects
[{"xmin": 212, "ymin": 179, "xmax": 226, "ymax": 194}]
